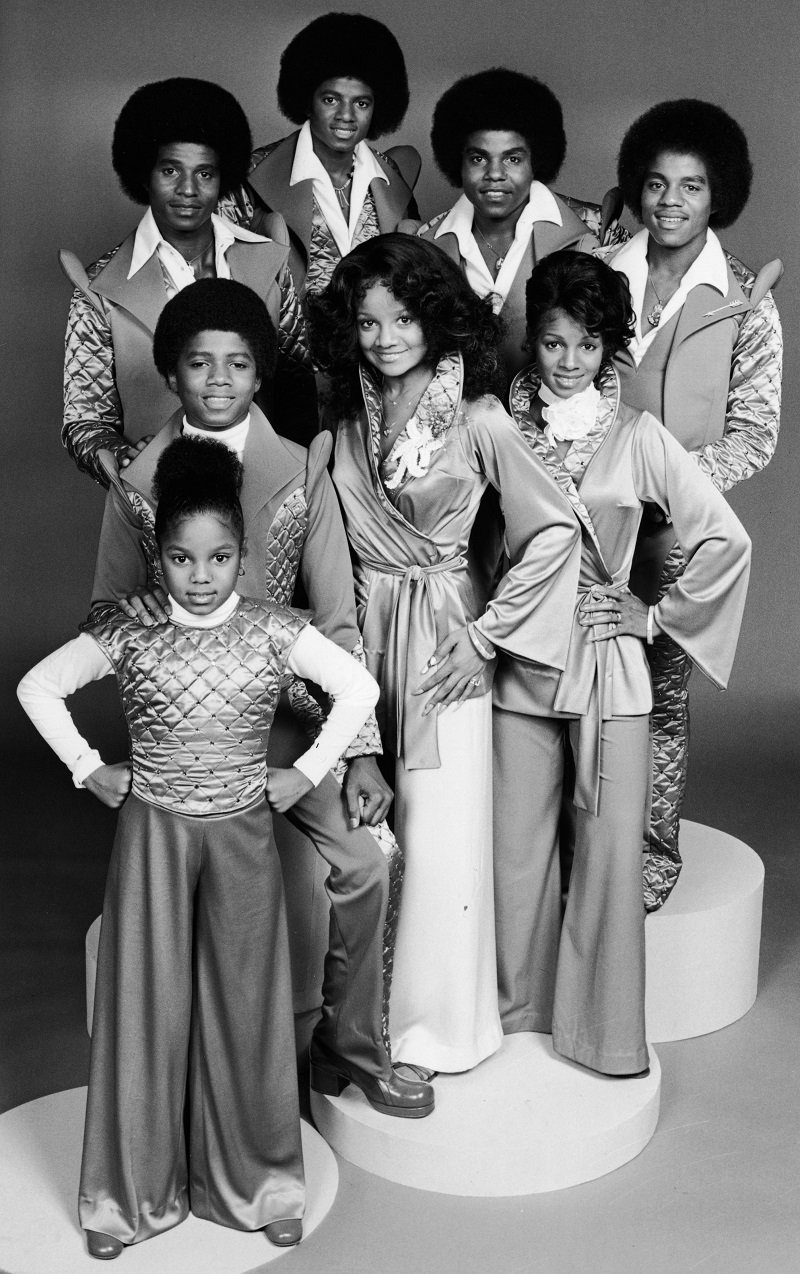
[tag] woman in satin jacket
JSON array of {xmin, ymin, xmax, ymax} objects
[
  {"xmin": 601, "ymin": 99, "xmax": 782, "ymax": 909},
  {"xmin": 309, "ymin": 234, "xmax": 581, "ymax": 1078},
  {"xmin": 495, "ymin": 250, "xmax": 751, "ymax": 1075}
]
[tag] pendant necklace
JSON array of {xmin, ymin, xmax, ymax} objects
[
  {"xmin": 332, "ymin": 168, "xmax": 354, "ymax": 219},
  {"xmin": 380, "ymin": 382, "xmax": 426, "ymax": 438},
  {"xmin": 474, "ymin": 222, "xmax": 510, "ymax": 273},
  {"xmin": 646, "ymin": 270, "xmax": 668, "ymax": 328}
]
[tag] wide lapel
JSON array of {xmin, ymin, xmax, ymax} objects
[
  {"xmin": 90, "ymin": 234, "xmax": 168, "ymax": 337},
  {"xmin": 671, "ymin": 264, "xmax": 751, "ymax": 351},
  {"xmin": 248, "ymin": 133, "xmax": 315, "ymax": 256},
  {"xmin": 531, "ymin": 195, "xmax": 596, "ymax": 260},
  {"xmin": 509, "ymin": 367, "xmax": 610, "ymax": 574},
  {"xmin": 372, "ymin": 152, "xmax": 412, "ymax": 232},
  {"xmin": 239, "ymin": 404, "xmax": 305, "ymax": 526},
  {"xmin": 120, "ymin": 411, "xmax": 184, "ymax": 502},
  {"xmin": 227, "ymin": 237, "xmax": 287, "ymax": 298}
]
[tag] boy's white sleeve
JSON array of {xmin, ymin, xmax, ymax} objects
[
  {"xmin": 17, "ymin": 634, "xmax": 114, "ymax": 786},
  {"xmin": 286, "ymin": 624, "xmax": 380, "ymax": 786}
]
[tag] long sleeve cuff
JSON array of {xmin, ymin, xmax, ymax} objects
[
  {"xmin": 286, "ymin": 625, "xmax": 379, "ymax": 785},
  {"xmin": 17, "ymin": 634, "xmax": 113, "ymax": 778}
]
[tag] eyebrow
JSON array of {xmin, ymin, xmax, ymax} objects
[
  {"xmin": 646, "ymin": 169, "xmax": 708, "ymax": 183},
  {"xmin": 184, "ymin": 346, "xmax": 254, "ymax": 358},
  {"xmin": 464, "ymin": 146, "xmax": 529, "ymax": 157}
]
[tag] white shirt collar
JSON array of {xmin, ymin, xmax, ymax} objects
[
  {"xmin": 609, "ymin": 228, "xmax": 729, "ymax": 360},
  {"xmin": 168, "ymin": 591, "xmax": 240, "ymax": 629},
  {"xmin": 128, "ymin": 208, "xmax": 269, "ymax": 281},
  {"xmin": 435, "ymin": 183, "xmax": 563, "ymax": 307},
  {"xmin": 183, "ymin": 413, "xmax": 251, "ymax": 460},
  {"xmin": 289, "ymin": 120, "xmax": 387, "ymax": 258}
]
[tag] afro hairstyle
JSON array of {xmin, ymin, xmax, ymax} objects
[
  {"xmin": 153, "ymin": 433, "xmax": 245, "ymax": 546},
  {"xmin": 525, "ymin": 250, "xmax": 635, "ymax": 366},
  {"xmin": 152, "ymin": 279, "xmax": 278, "ymax": 383},
  {"xmin": 277, "ymin": 12, "xmax": 409, "ymax": 138},
  {"xmin": 431, "ymin": 67, "xmax": 566, "ymax": 187},
  {"xmin": 617, "ymin": 98, "xmax": 752, "ymax": 229},
  {"xmin": 112, "ymin": 77, "xmax": 253, "ymax": 204}
]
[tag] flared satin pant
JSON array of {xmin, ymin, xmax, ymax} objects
[
  {"xmin": 493, "ymin": 710, "xmax": 650, "ymax": 1075},
  {"xmin": 389, "ymin": 696, "xmax": 503, "ymax": 1073},
  {"xmin": 79, "ymin": 795, "xmax": 305, "ymax": 1244}
]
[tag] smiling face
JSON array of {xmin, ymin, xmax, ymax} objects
[
  {"xmin": 159, "ymin": 511, "xmax": 242, "ymax": 616},
  {"xmin": 534, "ymin": 309, "xmax": 604, "ymax": 399},
  {"xmin": 461, "ymin": 129, "xmax": 534, "ymax": 224},
  {"xmin": 147, "ymin": 142, "xmax": 221, "ymax": 242},
  {"xmin": 308, "ymin": 76, "xmax": 375, "ymax": 158},
  {"xmin": 640, "ymin": 150, "xmax": 713, "ymax": 252},
  {"xmin": 167, "ymin": 330, "xmax": 261, "ymax": 432},
  {"xmin": 355, "ymin": 283, "xmax": 430, "ymax": 380}
]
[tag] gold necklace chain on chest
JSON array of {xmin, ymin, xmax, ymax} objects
[
  {"xmin": 646, "ymin": 268, "xmax": 681, "ymax": 328},
  {"xmin": 380, "ymin": 384, "xmax": 426, "ymax": 438}
]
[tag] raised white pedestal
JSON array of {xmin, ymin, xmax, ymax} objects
[
  {"xmin": 645, "ymin": 820, "xmax": 763, "ymax": 1042},
  {"xmin": 311, "ymin": 1033, "xmax": 660, "ymax": 1196},
  {"xmin": 0, "ymin": 1090, "xmax": 338, "ymax": 1274}
]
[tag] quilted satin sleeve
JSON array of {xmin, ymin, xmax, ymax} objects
[
  {"xmin": 62, "ymin": 256, "xmax": 130, "ymax": 486},
  {"xmin": 277, "ymin": 261, "xmax": 312, "ymax": 369},
  {"xmin": 692, "ymin": 292, "xmax": 782, "ymax": 493}
]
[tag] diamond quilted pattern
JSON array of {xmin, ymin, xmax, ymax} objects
[{"xmin": 90, "ymin": 600, "xmax": 307, "ymax": 815}]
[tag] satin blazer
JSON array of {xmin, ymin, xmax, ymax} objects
[{"xmin": 246, "ymin": 131, "xmax": 420, "ymax": 291}]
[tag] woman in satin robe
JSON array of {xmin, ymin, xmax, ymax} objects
[
  {"xmin": 308, "ymin": 234, "xmax": 581, "ymax": 1076},
  {"xmin": 495, "ymin": 250, "xmax": 751, "ymax": 1075}
]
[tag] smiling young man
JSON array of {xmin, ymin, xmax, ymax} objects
[
  {"xmin": 217, "ymin": 14, "xmax": 420, "ymax": 299},
  {"xmin": 600, "ymin": 99, "xmax": 783, "ymax": 910},
  {"xmin": 415, "ymin": 68, "xmax": 616, "ymax": 387},
  {"xmin": 61, "ymin": 77, "xmax": 317, "ymax": 479},
  {"xmin": 87, "ymin": 278, "xmax": 433, "ymax": 1125}
]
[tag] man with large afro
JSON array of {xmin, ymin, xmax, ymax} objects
[
  {"xmin": 62, "ymin": 76, "xmax": 317, "ymax": 485},
  {"xmin": 601, "ymin": 98, "xmax": 783, "ymax": 910},
  {"xmin": 217, "ymin": 13, "xmax": 420, "ymax": 297},
  {"xmin": 88, "ymin": 275, "xmax": 433, "ymax": 1159},
  {"xmin": 413, "ymin": 67, "xmax": 624, "ymax": 386}
]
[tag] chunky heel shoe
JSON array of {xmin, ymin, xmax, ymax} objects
[
  {"xmin": 86, "ymin": 1230, "xmax": 124, "ymax": 1260},
  {"xmin": 264, "ymin": 1218, "xmax": 303, "ymax": 1247},
  {"xmin": 309, "ymin": 1038, "xmax": 434, "ymax": 1119}
]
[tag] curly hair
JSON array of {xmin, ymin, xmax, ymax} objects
[
  {"xmin": 617, "ymin": 99, "xmax": 752, "ymax": 229},
  {"xmin": 277, "ymin": 13, "xmax": 409, "ymax": 138},
  {"xmin": 112, "ymin": 78, "xmax": 253, "ymax": 204},
  {"xmin": 153, "ymin": 434, "xmax": 245, "ymax": 546},
  {"xmin": 525, "ymin": 250, "xmax": 635, "ymax": 366},
  {"xmin": 430, "ymin": 68, "xmax": 566, "ymax": 188},
  {"xmin": 153, "ymin": 279, "xmax": 278, "ymax": 383},
  {"xmin": 307, "ymin": 234, "xmax": 505, "ymax": 417}
]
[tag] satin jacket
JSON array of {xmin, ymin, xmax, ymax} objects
[
  {"xmin": 505, "ymin": 367, "xmax": 751, "ymax": 811},
  {"xmin": 221, "ymin": 131, "xmax": 420, "ymax": 293},
  {"xmin": 417, "ymin": 194, "xmax": 599, "ymax": 383},
  {"xmin": 61, "ymin": 219, "xmax": 310, "ymax": 485},
  {"xmin": 89, "ymin": 405, "xmax": 381, "ymax": 760},
  {"xmin": 331, "ymin": 354, "xmax": 582, "ymax": 770}
]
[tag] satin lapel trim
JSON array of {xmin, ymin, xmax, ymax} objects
[
  {"xmin": 359, "ymin": 353, "xmax": 464, "ymax": 542},
  {"xmin": 510, "ymin": 367, "xmax": 613, "ymax": 575},
  {"xmin": 372, "ymin": 154, "xmax": 411, "ymax": 231},
  {"xmin": 90, "ymin": 236, "xmax": 168, "ymax": 336},
  {"xmin": 673, "ymin": 268, "xmax": 751, "ymax": 348},
  {"xmin": 248, "ymin": 134, "xmax": 315, "ymax": 252},
  {"xmin": 239, "ymin": 405, "xmax": 305, "ymax": 522}
]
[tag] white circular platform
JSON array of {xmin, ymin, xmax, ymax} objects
[
  {"xmin": 0, "ymin": 1089, "xmax": 338, "ymax": 1274},
  {"xmin": 311, "ymin": 1032, "xmax": 660, "ymax": 1196},
  {"xmin": 645, "ymin": 820, "xmax": 764, "ymax": 1042}
]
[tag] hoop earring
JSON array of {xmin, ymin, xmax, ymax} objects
[{"xmin": 238, "ymin": 566, "xmax": 245, "ymax": 576}]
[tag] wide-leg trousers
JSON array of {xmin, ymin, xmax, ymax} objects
[
  {"xmin": 79, "ymin": 795, "xmax": 305, "ymax": 1244},
  {"xmin": 269, "ymin": 699, "xmax": 393, "ymax": 1076},
  {"xmin": 493, "ymin": 710, "xmax": 650, "ymax": 1075}
]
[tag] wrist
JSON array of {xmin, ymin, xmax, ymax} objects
[{"xmin": 468, "ymin": 622, "xmax": 495, "ymax": 661}]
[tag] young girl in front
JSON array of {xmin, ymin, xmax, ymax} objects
[
  {"xmin": 17, "ymin": 436, "xmax": 378, "ymax": 1259},
  {"xmin": 493, "ymin": 250, "xmax": 752, "ymax": 1076}
]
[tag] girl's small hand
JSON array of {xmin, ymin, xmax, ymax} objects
[
  {"xmin": 119, "ymin": 435, "xmax": 154, "ymax": 470},
  {"xmin": 266, "ymin": 766, "xmax": 314, "ymax": 813},
  {"xmin": 118, "ymin": 585, "xmax": 171, "ymax": 627},
  {"xmin": 84, "ymin": 762, "xmax": 132, "ymax": 809},
  {"xmin": 579, "ymin": 585, "xmax": 649, "ymax": 642},
  {"xmin": 414, "ymin": 626, "xmax": 491, "ymax": 714}
]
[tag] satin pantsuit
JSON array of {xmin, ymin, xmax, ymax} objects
[{"xmin": 80, "ymin": 796, "xmax": 304, "ymax": 1242}]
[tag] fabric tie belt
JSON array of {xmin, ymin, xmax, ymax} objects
[{"xmin": 359, "ymin": 553, "xmax": 466, "ymax": 770}]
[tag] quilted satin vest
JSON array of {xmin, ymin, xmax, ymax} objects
[{"xmin": 88, "ymin": 599, "xmax": 307, "ymax": 816}]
